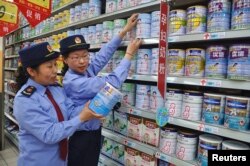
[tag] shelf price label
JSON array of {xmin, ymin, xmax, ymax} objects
[
  {"xmin": 158, "ymin": 0, "xmax": 169, "ymax": 100},
  {"xmin": 200, "ymin": 79, "xmax": 222, "ymax": 87},
  {"xmin": 204, "ymin": 125, "xmax": 219, "ymax": 134},
  {"xmin": 128, "ymin": 108, "xmax": 142, "ymax": 116},
  {"xmin": 14, "ymin": 0, "xmax": 52, "ymax": 27},
  {"xmin": 0, "ymin": 0, "xmax": 19, "ymax": 36},
  {"xmin": 123, "ymin": 139, "xmax": 135, "ymax": 148}
]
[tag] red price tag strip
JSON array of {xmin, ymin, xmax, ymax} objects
[
  {"xmin": 157, "ymin": 0, "xmax": 169, "ymax": 100},
  {"xmin": 14, "ymin": 0, "xmax": 52, "ymax": 27}
]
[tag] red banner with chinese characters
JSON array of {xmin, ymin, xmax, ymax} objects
[
  {"xmin": 0, "ymin": 0, "xmax": 19, "ymax": 36},
  {"xmin": 157, "ymin": 0, "xmax": 169, "ymax": 100},
  {"xmin": 13, "ymin": 0, "xmax": 52, "ymax": 27}
]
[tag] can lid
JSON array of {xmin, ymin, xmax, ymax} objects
[
  {"xmin": 226, "ymin": 96, "xmax": 250, "ymax": 101},
  {"xmin": 178, "ymin": 131, "xmax": 197, "ymax": 138},
  {"xmin": 204, "ymin": 93, "xmax": 226, "ymax": 98},
  {"xmin": 199, "ymin": 134, "xmax": 223, "ymax": 143},
  {"xmin": 222, "ymin": 140, "xmax": 250, "ymax": 150},
  {"xmin": 162, "ymin": 126, "xmax": 177, "ymax": 132}
]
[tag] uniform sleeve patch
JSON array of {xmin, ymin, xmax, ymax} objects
[{"xmin": 21, "ymin": 86, "xmax": 36, "ymax": 97}]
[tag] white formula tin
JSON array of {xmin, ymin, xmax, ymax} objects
[
  {"xmin": 187, "ymin": 6, "xmax": 207, "ymax": 34},
  {"xmin": 222, "ymin": 140, "xmax": 250, "ymax": 150},
  {"xmin": 136, "ymin": 49, "xmax": 152, "ymax": 75},
  {"xmin": 168, "ymin": 49, "xmax": 185, "ymax": 76},
  {"xmin": 169, "ymin": 9, "xmax": 187, "ymax": 36}
]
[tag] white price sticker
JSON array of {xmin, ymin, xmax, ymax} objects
[
  {"xmin": 168, "ymin": 36, "xmax": 179, "ymax": 42},
  {"xmin": 197, "ymin": 123, "xmax": 205, "ymax": 131},
  {"xmin": 200, "ymin": 79, "xmax": 222, "ymax": 87},
  {"xmin": 124, "ymin": 139, "xmax": 135, "ymax": 148},
  {"xmin": 204, "ymin": 125, "xmax": 219, "ymax": 134}
]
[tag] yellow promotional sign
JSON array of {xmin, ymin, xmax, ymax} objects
[
  {"xmin": 0, "ymin": 0, "xmax": 18, "ymax": 24},
  {"xmin": 28, "ymin": 0, "xmax": 50, "ymax": 9}
]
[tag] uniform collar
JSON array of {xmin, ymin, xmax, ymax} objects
[
  {"xmin": 68, "ymin": 68, "xmax": 86, "ymax": 76},
  {"xmin": 27, "ymin": 78, "xmax": 47, "ymax": 96}
]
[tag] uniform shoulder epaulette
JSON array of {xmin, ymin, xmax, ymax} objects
[{"xmin": 21, "ymin": 86, "xmax": 36, "ymax": 97}]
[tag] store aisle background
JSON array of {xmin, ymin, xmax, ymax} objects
[{"xmin": 0, "ymin": 138, "xmax": 18, "ymax": 166}]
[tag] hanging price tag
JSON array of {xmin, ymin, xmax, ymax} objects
[
  {"xmin": 14, "ymin": 0, "xmax": 52, "ymax": 27},
  {"xmin": 0, "ymin": 0, "xmax": 19, "ymax": 36}
]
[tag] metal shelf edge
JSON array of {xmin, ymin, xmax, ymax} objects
[
  {"xmin": 4, "ymin": 112, "xmax": 18, "ymax": 125},
  {"xmin": 99, "ymin": 154, "xmax": 122, "ymax": 166},
  {"xmin": 4, "ymin": 130, "xmax": 19, "ymax": 147}
]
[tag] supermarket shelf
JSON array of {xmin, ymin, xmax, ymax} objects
[
  {"xmin": 89, "ymin": 38, "xmax": 159, "ymax": 50},
  {"xmin": 4, "ymin": 67, "xmax": 17, "ymax": 71},
  {"xmin": 5, "ymin": 55, "xmax": 19, "ymax": 59},
  {"xmin": 102, "ymin": 128, "xmax": 197, "ymax": 166},
  {"xmin": 155, "ymin": 152, "xmax": 197, "ymax": 166},
  {"xmin": 120, "ymin": 106, "xmax": 250, "ymax": 143},
  {"xmin": 99, "ymin": 154, "xmax": 122, "ymax": 166},
  {"xmin": 4, "ymin": 101, "xmax": 14, "ymax": 109},
  {"xmin": 4, "ymin": 78, "xmax": 15, "ymax": 82},
  {"xmin": 4, "ymin": 112, "xmax": 18, "ymax": 125},
  {"xmin": 5, "ymin": 90, "xmax": 16, "ymax": 97},
  {"xmin": 102, "ymin": 128, "xmax": 156, "ymax": 156},
  {"xmin": 4, "ymin": 130, "xmax": 18, "ymax": 147},
  {"xmin": 6, "ymin": 0, "xmax": 80, "ymax": 36},
  {"xmin": 99, "ymin": 73, "xmax": 250, "ymax": 90},
  {"xmin": 169, "ymin": 0, "xmax": 206, "ymax": 7},
  {"xmin": 6, "ymin": 1, "xmax": 160, "ymax": 46},
  {"xmin": 168, "ymin": 29, "xmax": 250, "ymax": 43}
]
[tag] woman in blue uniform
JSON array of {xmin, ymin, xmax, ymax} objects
[
  {"xmin": 59, "ymin": 14, "xmax": 141, "ymax": 166},
  {"xmin": 14, "ymin": 42, "xmax": 103, "ymax": 166}
]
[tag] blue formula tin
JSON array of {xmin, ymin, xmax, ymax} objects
[
  {"xmin": 224, "ymin": 114, "xmax": 250, "ymax": 131},
  {"xmin": 187, "ymin": 6, "xmax": 207, "ymax": 34},
  {"xmin": 88, "ymin": 26, "xmax": 96, "ymax": 43},
  {"xmin": 225, "ymin": 96, "xmax": 250, "ymax": 117},
  {"xmin": 138, "ymin": 13, "xmax": 151, "ymax": 24},
  {"xmin": 81, "ymin": 3, "xmax": 89, "ymax": 20},
  {"xmin": 151, "ymin": 11, "xmax": 160, "ymax": 23},
  {"xmin": 202, "ymin": 93, "xmax": 225, "ymax": 125},
  {"xmin": 208, "ymin": 0, "xmax": 231, "ymax": 14},
  {"xmin": 205, "ymin": 46, "xmax": 228, "ymax": 78},
  {"xmin": 89, "ymin": 82, "xmax": 122, "ymax": 116},
  {"xmin": 136, "ymin": 49, "xmax": 152, "ymax": 75},
  {"xmin": 198, "ymin": 134, "xmax": 223, "ymax": 166},
  {"xmin": 231, "ymin": 8, "xmax": 250, "ymax": 30},
  {"xmin": 88, "ymin": 4, "xmax": 101, "ymax": 18},
  {"xmin": 227, "ymin": 44, "xmax": 250, "ymax": 80},
  {"xmin": 169, "ymin": 9, "xmax": 186, "ymax": 36}
]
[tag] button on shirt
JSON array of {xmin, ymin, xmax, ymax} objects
[
  {"xmin": 63, "ymin": 35, "xmax": 131, "ymax": 131},
  {"xmin": 14, "ymin": 79, "xmax": 83, "ymax": 166}
]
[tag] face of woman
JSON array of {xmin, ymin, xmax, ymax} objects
[
  {"xmin": 64, "ymin": 49, "xmax": 90, "ymax": 74},
  {"xmin": 28, "ymin": 59, "xmax": 58, "ymax": 86}
]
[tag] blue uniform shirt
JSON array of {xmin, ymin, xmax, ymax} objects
[
  {"xmin": 63, "ymin": 35, "xmax": 131, "ymax": 131},
  {"xmin": 14, "ymin": 79, "xmax": 83, "ymax": 166}
]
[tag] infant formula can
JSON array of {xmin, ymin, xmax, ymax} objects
[
  {"xmin": 127, "ymin": 0, "xmax": 138, "ymax": 7},
  {"xmin": 181, "ymin": 103, "xmax": 202, "ymax": 121},
  {"xmin": 166, "ymin": 100, "xmax": 182, "ymax": 117},
  {"xmin": 166, "ymin": 89, "xmax": 183, "ymax": 101},
  {"xmin": 117, "ymin": 0, "xmax": 127, "ymax": 10},
  {"xmin": 88, "ymin": 26, "xmax": 96, "ymax": 44},
  {"xmin": 102, "ymin": 30, "xmax": 113, "ymax": 43},
  {"xmin": 151, "ymin": 48, "xmax": 159, "ymax": 75},
  {"xmin": 185, "ymin": 48, "xmax": 205, "ymax": 77},
  {"xmin": 126, "ymin": 27, "xmax": 136, "ymax": 41},
  {"xmin": 138, "ymin": 13, "xmax": 151, "ymax": 24},
  {"xmin": 69, "ymin": 8, "xmax": 75, "ymax": 23},
  {"xmin": 129, "ymin": 57, "xmax": 137, "ymax": 76},
  {"xmin": 89, "ymin": 4, "xmax": 101, "ymax": 18},
  {"xmin": 169, "ymin": 9, "xmax": 186, "ymax": 36},
  {"xmin": 150, "ymin": 86, "xmax": 164, "ymax": 112},
  {"xmin": 95, "ymin": 24, "xmax": 103, "ymax": 44},
  {"xmin": 106, "ymin": 0, "xmax": 117, "ymax": 13},
  {"xmin": 160, "ymin": 127, "xmax": 177, "ymax": 154},
  {"xmin": 114, "ymin": 19, "xmax": 127, "ymax": 29},
  {"xmin": 136, "ymin": 23, "xmax": 151, "ymax": 38},
  {"xmin": 113, "ymin": 51, "xmax": 125, "ymax": 69},
  {"xmin": 222, "ymin": 140, "xmax": 250, "ymax": 150},
  {"xmin": 205, "ymin": 46, "xmax": 228, "ymax": 78},
  {"xmin": 198, "ymin": 134, "xmax": 223, "ymax": 166},
  {"xmin": 80, "ymin": 28, "xmax": 89, "ymax": 43},
  {"xmin": 89, "ymin": 0, "xmax": 102, "ymax": 6},
  {"xmin": 121, "ymin": 83, "xmax": 136, "ymax": 106},
  {"xmin": 81, "ymin": 3, "xmax": 89, "ymax": 20},
  {"xmin": 136, "ymin": 49, "xmax": 152, "ymax": 75},
  {"xmin": 89, "ymin": 82, "xmax": 122, "ymax": 116},
  {"xmin": 231, "ymin": 0, "xmax": 250, "ymax": 30},
  {"xmin": 224, "ymin": 96, "xmax": 250, "ymax": 131},
  {"xmin": 207, "ymin": 0, "xmax": 231, "ymax": 32},
  {"xmin": 227, "ymin": 44, "xmax": 250, "ymax": 80},
  {"xmin": 168, "ymin": 49, "xmax": 185, "ymax": 76},
  {"xmin": 202, "ymin": 93, "xmax": 225, "ymax": 125},
  {"xmin": 151, "ymin": 11, "xmax": 160, "ymax": 37},
  {"xmin": 74, "ymin": 5, "xmax": 81, "ymax": 22},
  {"xmin": 177, "ymin": 131, "xmax": 197, "ymax": 145},
  {"xmin": 114, "ymin": 111, "xmax": 128, "ymax": 135},
  {"xmin": 74, "ymin": 29, "xmax": 80, "ymax": 35},
  {"xmin": 187, "ymin": 6, "xmax": 207, "ymax": 34},
  {"xmin": 135, "ymin": 84, "xmax": 151, "ymax": 110},
  {"xmin": 183, "ymin": 90, "xmax": 203, "ymax": 104},
  {"xmin": 112, "ymin": 142, "xmax": 125, "ymax": 163},
  {"xmin": 176, "ymin": 142, "xmax": 197, "ymax": 160},
  {"xmin": 103, "ymin": 21, "xmax": 114, "ymax": 30}
]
